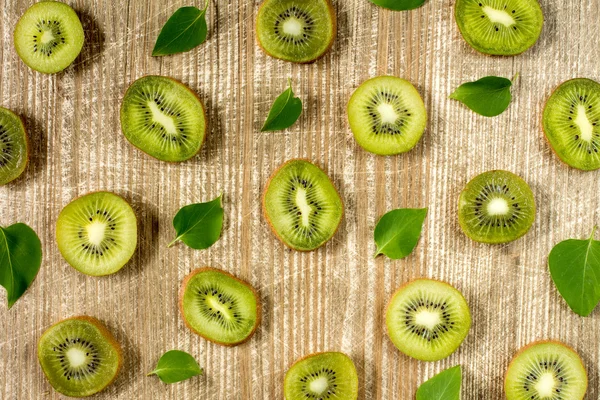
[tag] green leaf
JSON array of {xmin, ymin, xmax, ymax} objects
[
  {"xmin": 374, "ymin": 208, "xmax": 427, "ymax": 259},
  {"xmin": 368, "ymin": 0, "xmax": 426, "ymax": 11},
  {"xmin": 152, "ymin": 3, "xmax": 209, "ymax": 57},
  {"xmin": 168, "ymin": 194, "xmax": 224, "ymax": 250},
  {"xmin": 549, "ymin": 226, "xmax": 600, "ymax": 317},
  {"xmin": 416, "ymin": 365, "xmax": 462, "ymax": 400},
  {"xmin": 148, "ymin": 350, "xmax": 203, "ymax": 384},
  {"xmin": 0, "ymin": 223, "xmax": 42, "ymax": 308},
  {"xmin": 261, "ymin": 79, "xmax": 303, "ymax": 132},
  {"xmin": 450, "ymin": 75, "xmax": 516, "ymax": 117}
]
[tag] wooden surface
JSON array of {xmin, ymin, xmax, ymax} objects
[{"xmin": 1, "ymin": 0, "xmax": 599, "ymax": 399}]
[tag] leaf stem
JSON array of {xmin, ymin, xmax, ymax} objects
[
  {"xmin": 202, "ymin": 0, "xmax": 209, "ymax": 11},
  {"xmin": 591, "ymin": 225, "xmax": 598, "ymax": 240},
  {"xmin": 511, "ymin": 72, "xmax": 520, "ymax": 84},
  {"xmin": 167, "ymin": 237, "xmax": 179, "ymax": 248},
  {"xmin": 287, "ymin": 77, "xmax": 293, "ymax": 89}
]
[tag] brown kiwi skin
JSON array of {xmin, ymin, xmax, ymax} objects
[
  {"xmin": 0, "ymin": 108, "xmax": 29, "ymax": 186},
  {"xmin": 261, "ymin": 158, "xmax": 344, "ymax": 252},
  {"xmin": 178, "ymin": 267, "xmax": 262, "ymax": 347}
]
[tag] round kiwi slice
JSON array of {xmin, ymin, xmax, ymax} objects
[
  {"xmin": 56, "ymin": 192, "xmax": 137, "ymax": 276},
  {"xmin": 458, "ymin": 170, "xmax": 535, "ymax": 244},
  {"xmin": 505, "ymin": 341, "xmax": 588, "ymax": 400},
  {"xmin": 120, "ymin": 76, "xmax": 207, "ymax": 162},
  {"xmin": 256, "ymin": 0, "xmax": 336, "ymax": 63},
  {"xmin": 543, "ymin": 79, "xmax": 600, "ymax": 171},
  {"xmin": 347, "ymin": 76, "xmax": 427, "ymax": 156},
  {"xmin": 454, "ymin": 0, "xmax": 544, "ymax": 56},
  {"xmin": 386, "ymin": 279, "xmax": 471, "ymax": 361},
  {"xmin": 38, "ymin": 316, "xmax": 122, "ymax": 398},
  {"xmin": 14, "ymin": 1, "xmax": 84, "ymax": 74},
  {"xmin": 0, "ymin": 107, "xmax": 28, "ymax": 185},
  {"xmin": 284, "ymin": 352, "xmax": 358, "ymax": 400},
  {"xmin": 263, "ymin": 159, "xmax": 343, "ymax": 251},
  {"xmin": 179, "ymin": 267, "xmax": 261, "ymax": 346}
]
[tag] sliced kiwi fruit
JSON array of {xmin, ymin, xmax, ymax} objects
[
  {"xmin": 38, "ymin": 316, "xmax": 122, "ymax": 398},
  {"xmin": 179, "ymin": 267, "xmax": 261, "ymax": 346},
  {"xmin": 458, "ymin": 170, "xmax": 535, "ymax": 244},
  {"xmin": 14, "ymin": 1, "xmax": 84, "ymax": 74},
  {"xmin": 505, "ymin": 341, "xmax": 587, "ymax": 400},
  {"xmin": 284, "ymin": 352, "xmax": 358, "ymax": 400},
  {"xmin": 0, "ymin": 107, "xmax": 28, "ymax": 185},
  {"xmin": 454, "ymin": 0, "xmax": 544, "ymax": 56},
  {"xmin": 386, "ymin": 279, "xmax": 471, "ymax": 361},
  {"xmin": 256, "ymin": 0, "xmax": 336, "ymax": 63},
  {"xmin": 120, "ymin": 76, "xmax": 207, "ymax": 162},
  {"xmin": 263, "ymin": 159, "xmax": 343, "ymax": 251},
  {"xmin": 543, "ymin": 79, "xmax": 600, "ymax": 171},
  {"xmin": 347, "ymin": 76, "xmax": 427, "ymax": 156},
  {"xmin": 56, "ymin": 192, "xmax": 137, "ymax": 276}
]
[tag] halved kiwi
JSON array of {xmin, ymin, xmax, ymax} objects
[
  {"xmin": 179, "ymin": 267, "xmax": 260, "ymax": 346},
  {"xmin": 263, "ymin": 159, "xmax": 343, "ymax": 251},
  {"xmin": 256, "ymin": 0, "xmax": 336, "ymax": 63},
  {"xmin": 347, "ymin": 76, "xmax": 427, "ymax": 156},
  {"xmin": 38, "ymin": 316, "xmax": 122, "ymax": 398},
  {"xmin": 14, "ymin": 1, "xmax": 84, "ymax": 74},
  {"xmin": 120, "ymin": 76, "xmax": 207, "ymax": 162},
  {"xmin": 386, "ymin": 279, "xmax": 471, "ymax": 361},
  {"xmin": 458, "ymin": 170, "xmax": 535, "ymax": 244},
  {"xmin": 56, "ymin": 192, "xmax": 137, "ymax": 276},
  {"xmin": 543, "ymin": 79, "xmax": 600, "ymax": 171},
  {"xmin": 505, "ymin": 341, "xmax": 587, "ymax": 400},
  {"xmin": 0, "ymin": 107, "xmax": 28, "ymax": 185},
  {"xmin": 284, "ymin": 352, "xmax": 358, "ymax": 400},
  {"xmin": 455, "ymin": 0, "xmax": 544, "ymax": 56}
]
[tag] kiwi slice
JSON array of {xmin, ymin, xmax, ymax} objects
[
  {"xmin": 454, "ymin": 0, "xmax": 544, "ymax": 56},
  {"xmin": 284, "ymin": 352, "xmax": 358, "ymax": 400},
  {"xmin": 458, "ymin": 170, "xmax": 535, "ymax": 244},
  {"xmin": 38, "ymin": 316, "xmax": 122, "ymax": 398},
  {"xmin": 0, "ymin": 107, "xmax": 28, "ymax": 185},
  {"xmin": 263, "ymin": 159, "xmax": 343, "ymax": 251},
  {"xmin": 14, "ymin": 1, "xmax": 84, "ymax": 74},
  {"xmin": 347, "ymin": 76, "xmax": 427, "ymax": 156},
  {"xmin": 505, "ymin": 341, "xmax": 588, "ymax": 400},
  {"xmin": 386, "ymin": 279, "xmax": 471, "ymax": 361},
  {"xmin": 543, "ymin": 79, "xmax": 600, "ymax": 171},
  {"xmin": 120, "ymin": 76, "xmax": 207, "ymax": 162},
  {"xmin": 256, "ymin": 0, "xmax": 336, "ymax": 63},
  {"xmin": 56, "ymin": 192, "xmax": 137, "ymax": 276},
  {"xmin": 179, "ymin": 267, "xmax": 261, "ymax": 346}
]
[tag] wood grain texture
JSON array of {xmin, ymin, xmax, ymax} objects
[{"xmin": 1, "ymin": 0, "xmax": 599, "ymax": 398}]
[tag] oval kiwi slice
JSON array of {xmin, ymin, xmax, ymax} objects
[
  {"xmin": 14, "ymin": 1, "xmax": 84, "ymax": 74},
  {"xmin": 56, "ymin": 192, "xmax": 137, "ymax": 276},
  {"xmin": 179, "ymin": 267, "xmax": 261, "ymax": 346},
  {"xmin": 458, "ymin": 170, "xmax": 535, "ymax": 244},
  {"xmin": 0, "ymin": 107, "xmax": 28, "ymax": 185},
  {"xmin": 505, "ymin": 341, "xmax": 588, "ymax": 400},
  {"xmin": 284, "ymin": 352, "xmax": 358, "ymax": 400},
  {"xmin": 543, "ymin": 79, "xmax": 600, "ymax": 171},
  {"xmin": 386, "ymin": 279, "xmax": 471, "ymax": 361},
  {"xmin": 455, "ymin": 0, "xmax": 544, "ymax": 56},
  {"xmin": 120, "ymin": 76, "xmax": 207, "ymax": 162},
  {"xmin": 263, "ymin": 159, "xmax": 343, "ymax": 251},
  {"xmin": 347, "ymin": 76, "xmax": 427, "ymax": 156},
  {"xmin": 256, "ymin": 0, "xmax": 336, "ymax": 63},
  {"xmin": 38, "ymin": 316, "xmax": 122, "ymax": 398}
]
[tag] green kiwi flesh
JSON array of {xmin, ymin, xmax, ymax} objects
[
  {"xmin": 284, "ymin": 352, "xmax": 358, "ymax": 400},
  {"xmin": 505, "ymin": 341, "xmax": 587, "ymax": 400},
  {"xmin": 543, "ymin": 79, "xmax": 600, "ymax": 171},
  {"xmin": 179, "ymin": 268, "xmax": 260, "ymax": 346},
  {"xmin": 14, "ymin": 1, "xmax": 84, "ymax": 74},
  {"xmin": 56, "ymin": 192, "xmax": 137, "ymax": 276},
  {"xmin": 120, "ymin": 76, "xmax": 207, "ymax": 162},
  {"xmin": 256, "ymin": 0, "xmax": 336, "ymax": 63},
  {"xmin": 455, "ymin": 0, "xmax": 543, "ymax": 56},
  {"xmin": 458, "ymin": 170, "xmax": 535, "ymax": 244},
  {"xmin": 347, "ymin": 76, "xmax": 427, "ymax": 155},
  {"xmin": 263, "ymin": 159, "xmax": 343, "ymax": 251},
  {"xmin": 386, "ymin": 279, "xmax": 471, "ymax": 361},
  {"xmin": 38, "ymin": 316, "xmax": 122, "ymax": 398},
  {"xmin": 0, "ymin": 107, "xmax": 28, "ymax": 185}
]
